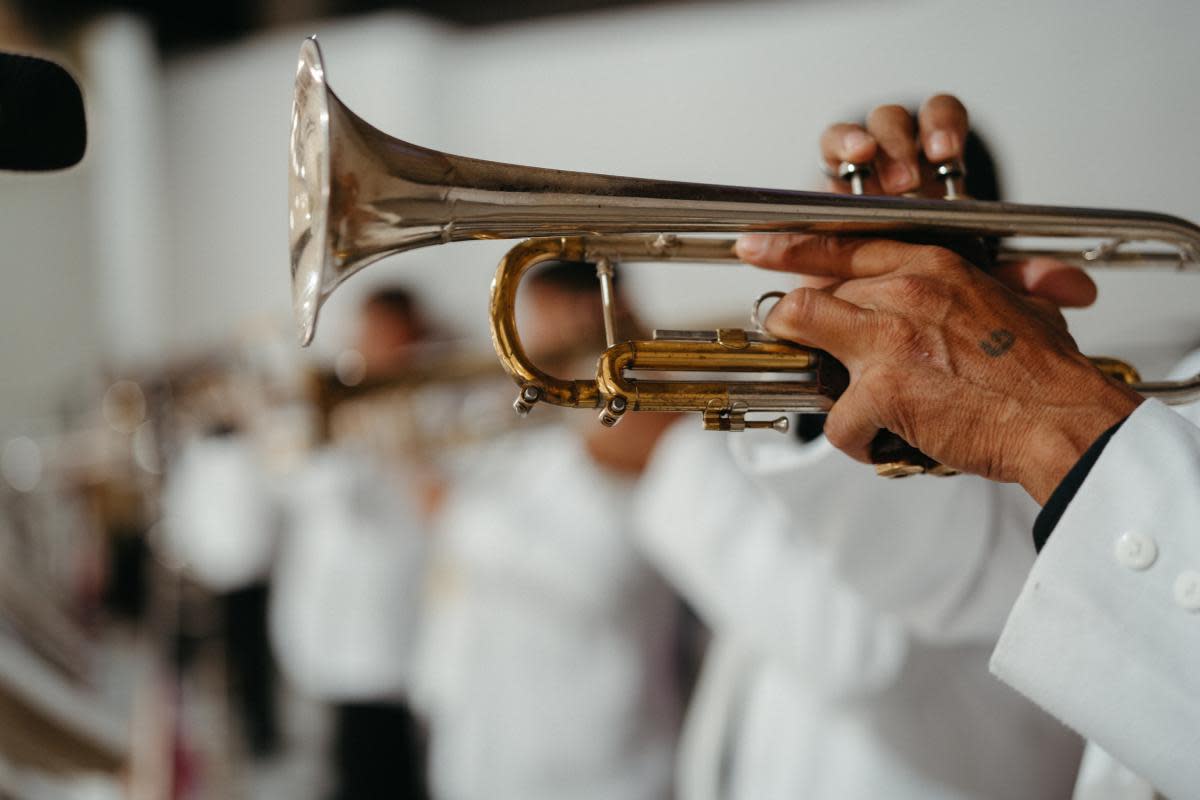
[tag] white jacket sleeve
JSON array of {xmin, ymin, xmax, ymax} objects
[
  {"xmin": 634, "ymin": 422, "xmax": 908, "ymax": 696},
  {"xmin": 990, "ymin": 399, "xmax": 1200, "ymax": 799}
]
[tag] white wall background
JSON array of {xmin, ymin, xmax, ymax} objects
[
  {"xmin": 4, "ymin": 0, "xmax": 1200, "ymax": 423},
  {"xmin": 0, "ymin": 166, "xmax": 96, "ymax": 427}
]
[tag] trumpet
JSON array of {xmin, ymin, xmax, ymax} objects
[
  {"xmin": 289, "ymin": 36, "xmax": 1200, "ymax": 475},
  {"xmin": 308, "ymin": 346, "xmax": 527, "ymax": 456}
]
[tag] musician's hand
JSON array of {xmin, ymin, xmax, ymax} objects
[
  {"xmin": 737, "ymin": 233, "xmax": 1141, "ymax": 504},
  {"xmin": 817, "ymin": 93, "xmax": 1097, "ymax": 309},
  {"xmin": 821, "ymin": 94, "xmax": 969, "ymax": 197}
]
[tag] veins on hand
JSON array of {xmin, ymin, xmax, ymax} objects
[{"xmin": 979, "ymin": 329, "xmax": 1016, "ymax": 357}]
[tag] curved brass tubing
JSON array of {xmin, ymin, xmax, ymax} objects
[
  {"xmin": 489, "ymin": 235, "xmax": 850, "ymax": 433},
  {"xmin": 489, "ymin": 237, "xmax": 603, "ymax": 415}
]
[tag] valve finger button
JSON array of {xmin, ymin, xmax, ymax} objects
[
  {"xmin": 837, "ymin": 161, "xmax": 871, "ymax": 195},
  {"xmin": 935, "ymin": 160, "xmax": 966, "ymax": 200}
]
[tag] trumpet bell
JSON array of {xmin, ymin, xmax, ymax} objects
[
  {"xmin": 290, "ymin": 37, "xmax": 456, "ymax": 345},
  {"xmin": 289, "ymin": 37, "xmax": 331, "ymax": 346}
]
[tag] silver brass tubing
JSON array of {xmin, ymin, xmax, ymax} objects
[
  {"xmin": 289, "ymin": 37, "xmax": 1200, "ymax": 347},
  {"xmin": 595, "ymin": 258, "xmax": 618, "ymax": 348}
]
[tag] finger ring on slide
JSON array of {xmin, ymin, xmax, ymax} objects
[{"xmin": 751, "ymin": 291, "xmax": 787, "ymax": 335}]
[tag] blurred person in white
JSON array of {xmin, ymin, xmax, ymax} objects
[
  {"xmin": 163, "ymin": 425, "xmax": 282, "ymax": 760},
  {"xmin": 412, "ymin": 261, "xmax": 683, "ymax": 800},
  {"xmin": 632, "ymin": 96, "xmax": 1087, "ymax": 799},
  {"xmin": 270, "ymin": 287, "xmax": 433, "ymax": 800}
]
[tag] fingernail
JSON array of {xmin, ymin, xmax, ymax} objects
[
  {"xmin": 927, "ymin": 130, "xmax": 956, "ymax": 161},
  {"xmin": 736, "ymin": 234, "xmax": 769, "ymax": 260},
  {"xmin": 842, "ymin": 129, "xmax": 871, "ymax": 154},
  {"xmin": 884, "ymin": 161, "xmax": 917, "ymax": 192}
]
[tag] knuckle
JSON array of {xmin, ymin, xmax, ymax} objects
[
  {"xmin": 904, "ymin": 245, "xmax": 965, "ymax": 278},
  {"xmin": 888, "ymin": 274, "xmax": 935, "ymax": 305},
  {"xmin": 816, "ymin": 235, "xmax": 849, "ymax": 263},
  {"xmin": 754, "ymin": 234, "xmax": 799, "ymax": 265},
  {"xmin": 776, "ymin": 235, "xmax": 810, "ymax": 264},
  {"xmin": 782, "ymin": 286, "xmax": 821, "ymax": 318},
  {"xmin": 825, "ymin": 396, "xmax": 870, "ymax": 451},
  {"xmin": 770, "ymin": 286, "xmax": 817, "ymax": 331},
  {"xmin": 927, "ymin": 246, "xmax": 966, "ymax": 272},
  {"xmin": 883, "ymin": 315, "xmax": 929, "ymax": 359},
  {"xmin": 822, "ymin": 412, "xmax": 855, "ymax": 452}
]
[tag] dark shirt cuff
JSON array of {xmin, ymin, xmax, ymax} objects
[{"xmin": 1031, "ymin": 416, "xmax": 1129, "ymax": 552}]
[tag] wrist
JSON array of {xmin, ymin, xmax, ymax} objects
[{"xmin": 1017, "ymin": 372, "xmax": 1141, "ymax": 505}]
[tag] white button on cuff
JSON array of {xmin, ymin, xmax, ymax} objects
[
  {"xmin": 1174, "ymin": 571, "xmax": 1200, "ymax": 612},
  {"xmin": 1113, "ymin": 531, "xmax": 1157, "ymax": 571}
]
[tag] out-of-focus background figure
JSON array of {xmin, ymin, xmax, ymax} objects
[
  {"xmin": 412, "ymin": 261, "xmax": 683, "ymax": 800},
  {"xmin": 0, "ymin": 1, "xmax": 1199, "ymax": 799},
  {"xmin": 268, "ymin": 286, "xmax": 434, "ymax": 800}
]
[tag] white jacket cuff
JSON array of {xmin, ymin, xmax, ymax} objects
[{"xmin": 990, "ymin": 399, "xmax": 1200, "ymax": 798}]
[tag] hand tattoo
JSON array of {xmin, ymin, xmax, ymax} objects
[{"xmin": 979, "ymin": 329, "xmax": 1016, "ymax": 357}]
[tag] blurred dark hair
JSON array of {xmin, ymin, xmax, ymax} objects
[
  {"xmin": 362, "ymin": 286, "xmax": 431, "ymax": 340},
  {"xmin": 527, "ymin": 260, "xmax": 621, "ymax": 292},
  {"xmin": 364, "ymin": 286, "xmax": 420, "ymax": 320}
]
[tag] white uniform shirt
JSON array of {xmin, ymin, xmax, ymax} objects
[
  {"xmin": 636, "ymin": 421, "xmax": 1083, "ymax": 799},
  {"xmin": 414, "ymin": 426, "xmax": 680, "ymax": 800},
  {"xmin": 269, "ymin": 447, "xmax": 428, "ymax": 701},
  {"xmin": 161, "ymin": 435, "xmax": 277, "ymax": 592}
]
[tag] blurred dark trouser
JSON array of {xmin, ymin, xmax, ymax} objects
[
  {"xmin": 222, "ymin": 582, "xmax": 279, "ymax": 757},
  {"xmin": 105, "ymin": 524, "xmax": 149, "ymax": 622},
  {"xmin": 331, "ymin": 702, "xmax": 428, "ymax": 800}
]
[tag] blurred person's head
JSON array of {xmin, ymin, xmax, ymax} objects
[
  {"xmin": 355, "ymin": 287, "xmax": 427, "ymax": 378},
  {"xmin": 522, "ymin": 260, "xmax": 624, "ymax": 371},
  {"xmin": 522, "ymin": 260, "xmax": 675, "ymax": 474}
]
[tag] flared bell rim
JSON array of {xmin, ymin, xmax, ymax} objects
[{"xmin": 289, "ymin": 36, "xmax": 332, "ymax": 347}]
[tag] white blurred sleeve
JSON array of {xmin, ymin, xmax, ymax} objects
[
  {"xmin": 728, "ymin": 429, "xmax": 1038, "ymax": 644},
  {"xmin": 634, "ymin": 422, "xmax": 907, "ymax": 696}
]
